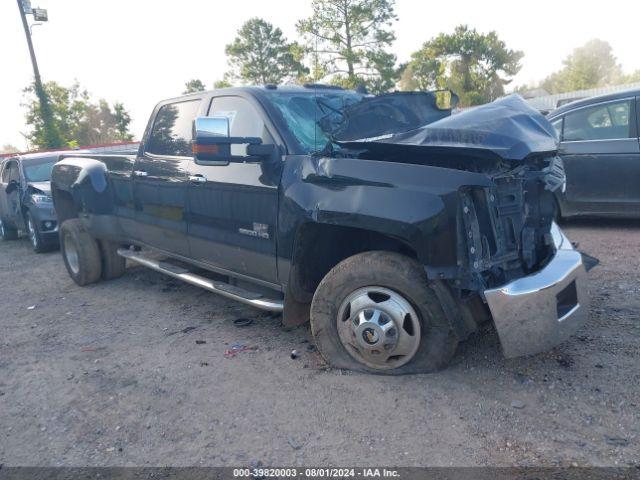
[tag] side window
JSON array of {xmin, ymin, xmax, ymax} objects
[
  {"xmin": 145, "ymin": 100, "xmax": 201, "ymax": 156},
  {"xmin": 0, "ymin": 163, "xmax": 8, "ymax": 183},
  {"xmin": 550, "ymin": 118, "xmax": 563, "ymax": 140},
  {"xmin": 10, "ymin": 163, "xmax": 20, "ymax": 182},
  {"xmin": 208, "ymin": 96, "xmax": 274, "ymax": 156},
  {"xmin": 563, "ymin": 99, "xmax": 632, "ymax": 141},
  {"xmin": 2, "ymin": 161, "xmax": 18, "ymax": 183}
]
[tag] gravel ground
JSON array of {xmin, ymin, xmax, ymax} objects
[{"xmin": 0, "ymin": 220, "xmax": 638, "ymax": 467}]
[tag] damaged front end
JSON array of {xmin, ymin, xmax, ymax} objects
[
  {"xmin": 320, "ymin": 92, "xmax": 592, "ymax": 357},
  {"xmin": 453, "ymin": 155, "xmax": 564, "ymax": 291},
  {"xmin": 328, "ymin": 94, "xmax": 568, "ymax": 291}
]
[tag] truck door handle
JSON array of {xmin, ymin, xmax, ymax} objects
[
  {"xmin": 133, "ymin": 170, "xmax": 148, "ymax": 177},
  {"xmin": 189, "ymin": 175, "xmax": 207, "ymax": 184}
]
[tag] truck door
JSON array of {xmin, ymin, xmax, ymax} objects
[
  {"xmin": 187, "ymin": 95, "xmax": 280, "ymax": 285},
  {"xmin": 132, "ymin": 99, "xmax": 201, "ymax": 256},
  {"xmin": 558, "ymin": 96, "xmax": 640, "ymax": 216}
]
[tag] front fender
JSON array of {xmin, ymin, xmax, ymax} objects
[{"xmin": 278, "ymin": 155, "xmax": 493, "ymax": 278}]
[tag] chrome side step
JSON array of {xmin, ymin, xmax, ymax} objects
[{"xmin": 117, "ymin": 248, "xmax": 283, "ymax": 312}]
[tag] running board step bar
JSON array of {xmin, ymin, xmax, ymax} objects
[{"xmin": 117, "ymin": 248, "xmax": 283, "ymax": 312}]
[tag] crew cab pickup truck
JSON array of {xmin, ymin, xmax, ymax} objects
[{"xmin": 50, "ymin": 85, "xmax": 591, "ymax": 374}]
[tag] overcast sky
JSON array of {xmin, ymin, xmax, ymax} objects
[{"xmin": 1, "ymin": 0, "xmax": 639, "ymax": 150}]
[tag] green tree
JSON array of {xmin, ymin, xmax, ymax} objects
[
  {"xmin": 541, "ymin": 40, "xmax": 623, "ymax": 94},
  {"xmin": 22, "ymin": 82, "xmax": 66, "ymax": 149},
  {"xmin": 22, "ymin": 81, "xmax": 134, "ymax": 149},
  {"xmin": 403, "ymin": 25, "xmax": 523, "ymax": 106},
  {"xmin": 225, "ymin": 18, "xmax": 308, "ymax": 84},
  {"xmin": 213, "ymin": 76, "xmax": 233, "ymax": 89},
  {"xmin": 183, "ymin": 79, "xmax": 206, "ymax": 94},
  {"xmin": 113, "ymin": 102, "xmax": 134, "ymax": 141},
  {"xmin": 297, "ymin": 0, "xmax": 398, "ymax": 93}
]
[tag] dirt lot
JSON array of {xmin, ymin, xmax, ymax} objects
[{"xmin": 0, "ymin": 221, "xmax": 638, "ymax": 467}]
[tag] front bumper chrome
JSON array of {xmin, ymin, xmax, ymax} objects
[{"xmin": 484, "ymin": 223, "xmax": 589, "ymax": 358}]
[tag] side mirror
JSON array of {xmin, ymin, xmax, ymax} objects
[
  {"xmin": 192, "ymin": 116, "xmax": 264, "ymax": 165},
  {"xmin": 5, "ymin": 180, "xmax": 18, "ymax": 194},
  {"xmin": 434, "ymin": 90, "xmax": 459, "ymax": 110},
  {"xmin": 192, "ymin": 117, "xmax": 232, "ymax": 165}
]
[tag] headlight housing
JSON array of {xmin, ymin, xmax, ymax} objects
[{"xmin": 30, "ymin": 193, "xmax": 53, "ymax": 204}]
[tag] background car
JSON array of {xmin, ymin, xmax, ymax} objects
[
  {"xmin": 0, "ymin": 152, "xmax": 65, "ymax": 252},
  {"xmin": 547, "ymin": 89, "xmax": 640, "ymax": 219}
]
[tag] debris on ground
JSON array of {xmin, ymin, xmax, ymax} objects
[
  {"xmin": 306, "ymin": 344, "xmax": 316, "ymax": 353},
  {"xmin": 167, "ymin": 326, "xmax": 198, "ymax": 336},
  {"xmin": 233, "ymin": 318, "xmax": 253, "ymax": 327},
  {"xmin": 510, "ymin": 400, "xmax": 525, "ymax": 409},
  {"xmin": 27, "ymin": 305, "xmax": 35, "ymax": 310},
  {"xmin": 287, "ymin": 436, "xmax": 303, "ymax": 450},
  {"xmin": 291, "ymin": 350, "xmax": 300, "ymax": 359},
  {"xmin": 605, "ymin": 437, "xmax": 629, "ymax": 447},
  {"xmin": 195, "ymin": 340, "xmax": 206, "ymax": 345},
  {"xmin": 556, "ymin": 354, "xmax": 574, "ymax": 368},
  {"xmin": 223, "ymin": 343, "xmax": 257, "ymax": 358}
]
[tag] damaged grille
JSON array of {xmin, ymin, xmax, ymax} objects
[{"xmin": 457, "ymin": 160, "xmax": 559, "ymax": 289}]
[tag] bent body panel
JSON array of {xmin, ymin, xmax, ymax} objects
[{"xmin": 277, "ymin": 155, "xmax": 493, "ymax": 287}]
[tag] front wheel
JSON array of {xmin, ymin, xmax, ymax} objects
[
  {"xmin": 59, "ymin": 219, "xmax": 102, "ymax": 286},
  {"xmin": 310, "ymin": 251, "xmax": 458, "ymax": 375},
  {"xmin": 26, "ymin": 211, "xmax": 55, "ymax": 253}
]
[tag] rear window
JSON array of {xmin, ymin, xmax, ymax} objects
[{"xmin": 145, "ymin": 100, "xmax": 201, "ymax": 156}]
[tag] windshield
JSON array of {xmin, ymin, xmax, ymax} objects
[
  {"xmin": 266, "ymin": 91, "xmax": 363, "ymax": 153},
  {"xmin": 23, "ymin": 159, "xmax": 57, "ymax": 182}
]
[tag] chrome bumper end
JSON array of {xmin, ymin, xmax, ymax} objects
[{"xmin": 484, "ymin": 223, "xmax": 589, "ymax": 358}]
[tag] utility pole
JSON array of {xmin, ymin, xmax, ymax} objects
[
  {"xmin": 17, "ymin": 0, "xmax": 42, "ymax": 87},
  {"xmin": 16, "ymin": 0, "xmax": 63, "ymax": 149}
]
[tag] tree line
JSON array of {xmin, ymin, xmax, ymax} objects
[
  {"xmin": 184, "ymin": 0, "xmax": 640, "ymax": 105},
  {"xmin": 17, "ymin": 0, "xmax": 639, "ymax": 153},
  {"xmin": 20, "ymin": 81, "xmax": 133, "ymax": 151}
]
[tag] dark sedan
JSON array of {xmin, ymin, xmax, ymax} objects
[
  {"xmin": 547, "ymin": 89, "xmax": 640, "ymax": 219},
  {"xmin": 0, "ymin": 152, "xmax": 64, "ymax": 252}
]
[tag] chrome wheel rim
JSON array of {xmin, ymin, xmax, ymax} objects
[
  {"xmin": 337, "ymin": 286, "xmax": 421, "ymax": 370},
  {"xmin": 27, "ymin": 216, "xmax": 37, "ymax": 248},
  {"xmin": 64, "ymin": 235, "xmax": 80, "ymax": 275}
]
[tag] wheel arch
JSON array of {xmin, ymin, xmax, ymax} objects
[
  {"xmin": 51, "ymin": 187, "xmax": 80, "ymax": 224},
  {"xmin": 286, "ymin": 221, "xmax": 419, "ymax": 306}
]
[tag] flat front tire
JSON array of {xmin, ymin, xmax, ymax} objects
[
  {"xmin": 59, "ymin": 219, "xmax": 102, "ymax": 286},
  {"xmin": 310, "ymin": 251, "xmax": 458, "ymax": 375}
]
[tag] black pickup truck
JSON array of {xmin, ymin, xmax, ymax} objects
[{"xmin": 50, "ymin": 85, "xmax": 590, "ymax": 374}]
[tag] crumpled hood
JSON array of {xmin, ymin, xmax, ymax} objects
[
  {"xmin": 27, "ymin": 181, "xmax": 51, "ymax": 195},
  {"xmin": 338, "ymin": 94, "xmax": 559, "ymax": 162}
]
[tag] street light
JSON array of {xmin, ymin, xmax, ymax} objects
[
  {"xmin": 16, "ymin": 0, "xmax": 61, "ymax": 148},
  {"xmin": 32, "ymin": 8, "xmax": 48, "ymax": 22}
]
